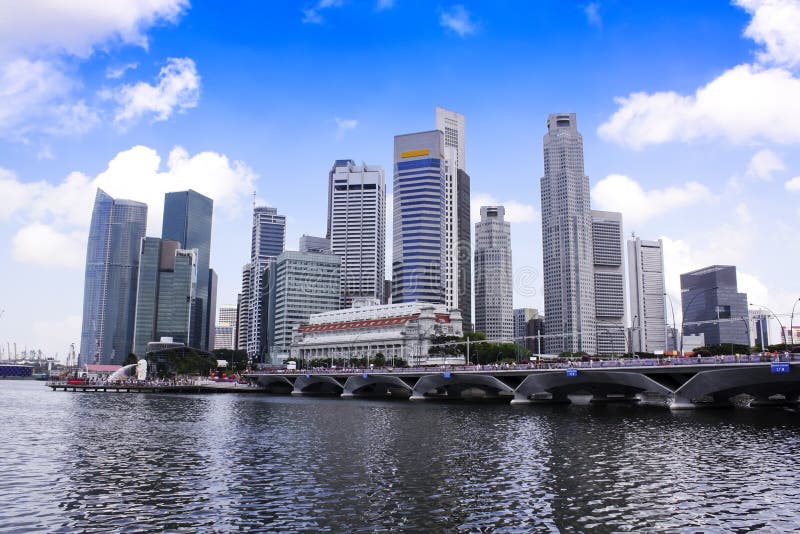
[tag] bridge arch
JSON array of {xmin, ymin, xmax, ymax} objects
[
  {"xmin": 292, "ymin": 375, "xmax": 344, "ymax": 396},
  {"xmin": 673, "ymin": 365, "xmax": 800, "ymax": 408},
  {"xmin": 342, "ymin": 375, "xmax": 413, "ymax": 398},
  {"xmin": 252, "ymin": 375, "xmax": 295, "ymax": 394},
  {"xmin": 410, "ymin": 373, "xmax": 515, "ymax": 400},
  {"xmin": 512, "ymin": 371, "xmax": 673, "ymax": 404}
]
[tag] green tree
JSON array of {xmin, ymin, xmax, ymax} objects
[
  {"xmin": 123, "ymin": 353, "xmax": 138, "ymax": 366},
  {"xmin": 212, "ymin": 349, "xmax": 248, "ymax": 371}
]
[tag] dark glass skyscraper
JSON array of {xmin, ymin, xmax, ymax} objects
[
  {"xmin": 132, "ymin": 238, "xmax": 198, "ymax": 355},
  {"xmin": 680, "ymin": 265, "xmax": 749, "ymax": 346},
  {"xmin": 79, "ymin": 189, "xmax": 147, "ymax": 366},
  {"xmin": 162, "ymin": 190, "xmax": 214, "ymax": 350}
]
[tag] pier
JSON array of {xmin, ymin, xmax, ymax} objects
[{"xmin": 47, "ymin": 381, "xmax": 261, "ymax": 394}]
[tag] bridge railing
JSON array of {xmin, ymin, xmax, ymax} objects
[{"xmin": 246, "ymin": 353, "xmax": 800, "ymax": 375}]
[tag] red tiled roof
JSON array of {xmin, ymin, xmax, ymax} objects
[
  {"xmin": 300, "ymin": 315, "xmax": 417, "ymax": 333},
  {"xmin": 299, "ymin": 311, "xmax": 452, "ymax": 333},
  {"xmin": 86, "ymin": 364, "xmax": 122, "ymax": 372}
]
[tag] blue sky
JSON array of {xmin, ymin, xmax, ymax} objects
[{"xmin": 2, "ymin": 0, "xmax": 799, "ymax": 359}]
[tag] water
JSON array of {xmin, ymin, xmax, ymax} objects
[{"xmin": 2, "ymin": 381, "xmax": 800, "ymax": 533}]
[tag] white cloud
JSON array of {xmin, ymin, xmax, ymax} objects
[
  {"xmin": 440, "ymin": 5, "xmax": 477, "ymax": 37},
  {"xmin": 735, "ymin": 0, "xmax": 800, "ymax": 68},
  {"xmin": 112, "ymin": 57, "xmax": 200, "ymax": 124},
  {"xmin": 105, "ymin": 62, "xmax": 138, "ymax": 79},
  {"xmin": 591, "ymin": 174, "xmax": 712, "ymax": 226},
  {"xmin": 785, "ymin": 176, "xmax": 800, "ymax": 191},
  {"xmin": 471, "ymin": 193, "xmax": 539, "ymax": 224},
  {"xmin": 2, "ymin": 145, "xmax": 257, "ymax": 269},
  {"xmin": 0, "ymin": 0, "xmax": 188, "ymax": 59},
  {"xmin": 335, "ymin": 117, "xmax": 358, "ymax": 138},
  {"xmin": 376, "ymin": 0, "xmax": 395, "ymax": 10},
  {"xmin": 0, "ymin": 1, "xmax": 192, "ymax": 141},
  {"xmin": 599, "ymin": 1, "xmax": 800, "ymax": 149},
  {"xmin": 0, "ymin": 58, "xmax": 100, "ymax": 140},
  {"xmin": 37, "ymin": 144, "xmax": 54, "ymax": 160},
  {"xmin": 746, "ymin": 149, "xmax": 784, "ymax": 180},
  {"xmin": 302, "ymin": 0, "xmax": 344, "ymax": 24},
  {"xmin": 584, "ymin": 2, "xmax": 602, "ymax": 28},
  {"xmin": 12, "ymin": 223, "xmax": 86, "ymax": 268},
  {"xmin": 598, "ymin": 65, "xmax": 800, "ymax": 148}
]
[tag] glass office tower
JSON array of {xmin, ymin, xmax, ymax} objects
[
  {"xmin": 79, "ymin": 189, "xmax": 147, "ymax": 366},
  {"xmin": 162, "ymin": 190, "xmax": 213, "ymax": 350}
]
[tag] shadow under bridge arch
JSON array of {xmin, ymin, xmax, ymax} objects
[
  {"xmin": 410, "ymin": 373, "xmax": 515, "ymax": 401},
  {"xmin": 673, "ymin": 365, "xmax": 800, "ymax": 408},
  {"xmin": 341, "ymin": 374, "xmax": 414, "ymax": 399},
  {"xmin": 253, "ymin": 375, "xmax": 295, "ymax": 394},
  {"xmin": 292, "ymin": 375, "xmax": 344, "ymax": 396},
  {"xmin": 512, "ymin": 371, "xmax": 673, "ymax": 404}
]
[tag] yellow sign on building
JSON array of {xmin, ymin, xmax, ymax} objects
[{"xmin": 400, "ymin": 149, "xmax": 430, "ymax": 159}]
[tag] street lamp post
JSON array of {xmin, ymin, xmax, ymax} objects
[
  {"xmin": 790, "ymin": 297, "xmax": 800, "ymax": 348},
  {"xmin": 664, "ymin": 293, "xmax": 678, "ymax": 352},
  {"xmin": 680, "ymin": 286, "xmax": 719, "ymax": 356}
]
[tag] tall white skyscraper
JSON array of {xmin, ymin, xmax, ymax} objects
[
  {"xmin": 474, "ymin": 206, "xmax": 513, "ymax": 340},
  {"xmin": 540, "ymin": 113, "xmax": 596, "ymax": 355},
  {"xmin": 245, "ymin": 206, "xmax": 286, "ymax": 360},
  {"xmin": 436, "ymin": 107, "xmax": 472, "ymax": 330},
  {"xmin": 327, "ymin": 160, "xmax": 386, "ymax": 308},
  {"xmin": 627, "ymin": 237, "xmax": 667, "ymax": 353},
  {"xmin": 436, "ymin": 107, "xmax": 465, "ymax": 170},
  {"xmin": 592, "ymin": 210, "xmax": 627, "ymax": 354},
  {"xmin": 392, "ymin": 131, "xmax": 446, "ymax": 304},
  {"xmin": 214, "ymin": 304, "xmax": 237, "ymax": 350}
]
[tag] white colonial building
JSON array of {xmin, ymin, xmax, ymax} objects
[{"xmin": 290, "ymin": 299, "xmax": 464, "ymax": 365}]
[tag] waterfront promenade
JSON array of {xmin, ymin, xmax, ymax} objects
[{"xmin": 46, "ymin": 354, "xmax": 800, "ymax": 408}]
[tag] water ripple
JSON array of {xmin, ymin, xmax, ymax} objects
[{"xmin": 1, "ymin": 382, "xmax": 799, "ymax": 532}]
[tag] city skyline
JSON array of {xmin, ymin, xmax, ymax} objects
[{"xmin": 2, "ymin": 1, "xmax": 800, "ymax": 357}]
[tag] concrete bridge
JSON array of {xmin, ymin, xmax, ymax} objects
[{"xmin": 246, "ymin": 354, "xmax": 800, "ymax": 409}]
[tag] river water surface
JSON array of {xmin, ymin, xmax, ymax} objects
[{"xmin": 2, "ymin": 380, "xmax": 800, "ymax": 532}]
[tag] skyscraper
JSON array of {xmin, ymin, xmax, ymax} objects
[
  {"xmin": 268, "ymin": 251, "xmax": 342, "ymax": 362},
  {"xmin": 513, "ymin": 308, "xmax": 545, "ymax": 354},
  {"xmin": 79, "ymin": 189, "xmax": 147, "ymax": 366},
  {"xmin": 132, "ymin": 238, "xmax": 198, "ymax": 355},
  {"xmin": 236, "ymin": 265, "xmax": 250, "ymax": 351},
  {"xmin": 214, "ymin": 304, "xmax": 237, "ymax": 350},
  {"xmin": 299, "ymin": 235, "xmax": 331, "ymax": 254},
  {"xmin": 392, "ymin": 130, "xmax": 446, "ymax": 304},
  {"xmin": 680, "ymin": 265, "xmax": 749, "ymax": 346},
  {"xmin": 436, "ymin": 107, "xmax": 472, "ymax": 330},
  {"xmin": 245, "ymin": 206, "xmax": 286, "ymax": 360},
  {"xmin": 436, "ymin": 107, "xmax": 465, "ymax": 170},
  {"xmin": 327, "ymin": 159, "xmax": 386, "ymax": 307},
  {"xmin": 540, "ymin": 113, "xmax": 596, "ymax": 355},
  {"xmin": 162, "ymin": 190, "xmax": 214, "ymax": 350},
  {"xmin": 749, "ymin": 308, "xmax": 770, "ymax": 348},
  {"xmin": 627, "ymin": 237, "xmax": 667, "ymax": 353},
  {"xmin": 591, "ymin": 210, "xmax": 627, "ymax": 354},
  {"xmin": 474, "ymin": 206, "xmax": 513, "ymax": 340}
]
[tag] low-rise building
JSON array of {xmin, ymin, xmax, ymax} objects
[{"xmin": 290, "ymin": 299, "xmax": 463, "ymax": 365}]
